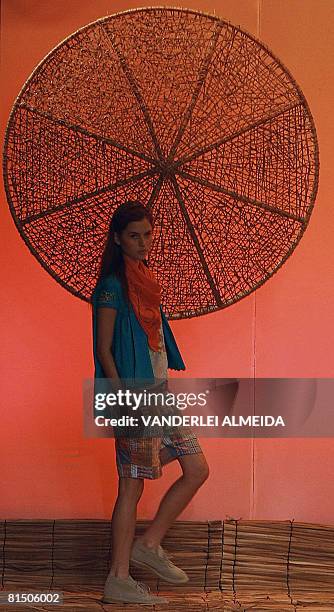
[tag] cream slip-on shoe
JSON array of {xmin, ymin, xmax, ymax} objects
[
  {"xmin": 103, "ymin": 573, "xmax": 169, "ymax": 604},
  {"xmin": 130, "ymin": 539, "xmax": 189, "ymax": 584}
]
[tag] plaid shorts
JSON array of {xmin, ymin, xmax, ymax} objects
[
  {"xmin": 112, "ymin": 379, "xmax": 203, "ymax": 479},
  {"xmin": 115, "ymin": 431, "xmax": 203, "ymax": 480}
]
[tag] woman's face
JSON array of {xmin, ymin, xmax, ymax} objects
[{"xmin": 115, "ymin": 217, "xmax": 153, "ymax": 261}]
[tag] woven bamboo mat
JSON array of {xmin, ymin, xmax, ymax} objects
[
  {"xmin": 0, "ymin": 519, "xmax": 333, "ymax": 610},
  {"xmin": 1, "ymin": 590, "xmax": 334, "ymax": 611}
]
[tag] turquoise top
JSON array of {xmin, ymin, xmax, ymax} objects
[{"xmin": 92, "ymin": 273, "xmax": 186, "ymax": 388}]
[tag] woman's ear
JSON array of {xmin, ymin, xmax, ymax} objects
[{"xmin": 114, "ymin": 232, "xmax": 121, "ymax": 246}]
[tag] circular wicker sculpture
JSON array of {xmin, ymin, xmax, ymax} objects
[{"xmin": 3, "ymin": 7, "xmax": 318, "ymax": 319}]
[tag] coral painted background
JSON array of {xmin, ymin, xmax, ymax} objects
[{"xmin": 1, "ymin": 0, "xmax": 334, "ymax": 523}]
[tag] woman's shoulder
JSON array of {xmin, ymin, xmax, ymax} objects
[{"xmin": 92, "ymin": 273, "xmax": 122, "ymax": 303}]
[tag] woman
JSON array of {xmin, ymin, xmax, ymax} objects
[{"xmin": 91, "ymin": 200, "xmax": 209, "ymax": 605}]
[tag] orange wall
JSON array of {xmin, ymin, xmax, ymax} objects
[{"xmin": 1, "ymin": 0, "xmax": 334, "ymax": 523}]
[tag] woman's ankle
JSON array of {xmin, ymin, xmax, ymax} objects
[
  {"xmin": 135, "ymin": 535, "xmax": 160, "ymax": 550},
  {"xmin": 108, "ymin": 567, "xmax": 130, "ymax": 579}
]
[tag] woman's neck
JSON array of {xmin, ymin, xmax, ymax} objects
[{"xmin": 123, "ymin": 253, "xmax": 141, "ymax": 268}]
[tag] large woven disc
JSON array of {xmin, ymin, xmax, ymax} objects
[{"xmin": 3, "ymin": 7, "xmax": 319, "ymax": 319}]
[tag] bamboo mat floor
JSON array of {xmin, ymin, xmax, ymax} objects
[
  {"xmin": 2, "ymin": 520, "xmax": 333, "ymax": 611},
  {"xmin": 1, "ymin": 589, "xmax": 334, "ymax": 611}
]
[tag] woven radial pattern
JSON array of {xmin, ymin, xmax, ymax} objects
[{"xmin": 3, "ymin": 7, "xmax": 319, "ymax": 319}]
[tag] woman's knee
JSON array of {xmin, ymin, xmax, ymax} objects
[
  {"xmin": 181, "ymin": 454, "xmax": 210, "ymax": 487},
  {"xmin": 195, "ymin": 460, "xmax": 210, "ymax": 485},
  {"xmin": 118, "ymin": 477, "xmax": 144, "ymax": 501}
]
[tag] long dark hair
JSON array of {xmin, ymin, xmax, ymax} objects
[{"xmin": 90, "ymin": 200, "xmax": 154, "ymax": 305}]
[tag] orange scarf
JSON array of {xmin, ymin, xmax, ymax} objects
[{"xmin": 123, "ymin": 253, "xmax": 162, "ymax": 351}]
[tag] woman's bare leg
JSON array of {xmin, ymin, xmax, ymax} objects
[
  {"xmin": 137, "ymin": 453, "xmax": 209, "ymax": 550},
  {"xmin": 109, "ymin": 477, "xmax": 144, "ymax": 577}
]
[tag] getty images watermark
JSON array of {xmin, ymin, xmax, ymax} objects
[
  {"xmin": 93, "ymin": 386, "xmax": 284, "ymax": 429},
  {"xmin": 83, "ymin": 378, "xmax": 334, "ymax": 438}
]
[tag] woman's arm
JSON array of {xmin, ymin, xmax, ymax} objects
[{"xmin": 96, "ymin": 307, "xmax": 122, "ymax": 388}]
